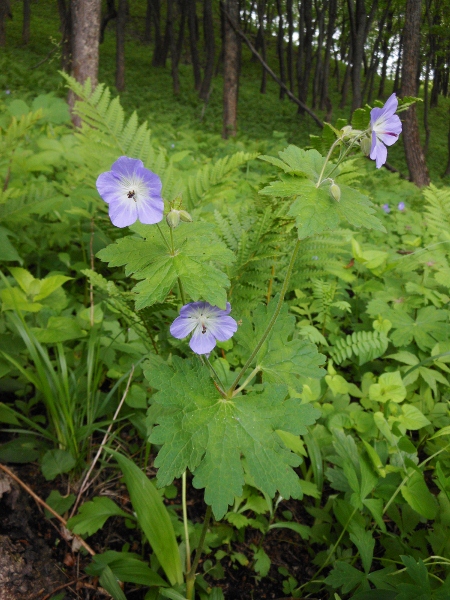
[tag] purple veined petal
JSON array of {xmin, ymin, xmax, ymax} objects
[
  {"xmin": 170, "ymin": 315, "xmax": 198, "ymax": 339},
  {"xmin": 370, "ymin": 131, "xmax": 378, "ymax": 157},
  {"xmin": 110, "ymin": 156, "xmax": 145, "ymax": 179},
  {"xmin": 140, "ymin": 167, "xmax": 163, "ymax": 196},
  {"xmin": 370, "ymin": 135, "xmax": 387, "ymax": 169},
  {"xmin": 380, "ymin": 93, "xmax": 398, "ymax": 117},
  {"xmin": 370, "ymin": 107, "xmax": 384, "ymax": 125},
  {"xmin": 108, "ymin": 196, "xmax": 139, "ymax": 227},
  {"xmin": 96, "ymin": 171, "xmax": 123, "ymax": 205},
  {"xmin": 189, "ymin": 327, "xmax": 217, "ymax": 354},
  {"xmin": 179, "ymin": 301, "xmax": 207, "ymax": 318},
  {"xmin": 137, "ymin": 196, "xmax": 164, "ymax": 225},
  {"xmin": 207, "ymin": 315, "xmax": 238, "ymax": 342},
  {"xmin": 376, "ymin": 131, "xmax": 400, "ymax": 147}
]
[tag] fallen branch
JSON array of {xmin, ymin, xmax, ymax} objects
[
  {"xmin": 222, "ymin": 8, "xmax": 324, "ymax": 129},
  {"xmin": 0, "ymin": 463, "xmax": 95, "ymax": 557}
]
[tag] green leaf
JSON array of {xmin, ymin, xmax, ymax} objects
[
  {"xmin": 0, "ymin": 227, "xmax": 22, "ymax": 263},
  {"xmin": 325, "ymin": 562, "xmax": 367, "ymax": 594},
  {"xmin": 97, "ymin": 222, "xmax": 234, "ymax": 309},
  {"xmin": 252, "ymin": 546, "xmax": 271, "ymax": 577},
  {"xmin": 369, "ymin": 371, "xmax": 406, "ymax": 404},
  {"xmin": 388, "ymin": 306, "xmax": 450, "ymax": 351},
  {"xmin": 235, "ymin": 298, "xmax": 326, "ymax": 388},
  {"xmin": 31, "ymin": 316, "xmax": 87, "ymax": 343},
  {"xmin": 67, "ymin": 497, "xmax": 130, "ymax": 536},
  {"xmin": 41, "ymin": 449, "xmax": 76, "ymax": 480},
  {"xmin": 145, "ymin": 357, "xmax": 320, "ymax": 519},
  {"xmin": 33, "ymin": 275, "xmax": 72, "ymax": 301},
  {"xmin": 349, "ymin": 527, "xmax": 375, "ymax": 574},
  {"xmin": 45, "ymin": 490, "xmax": 75, "ymax": 519},
  {"xmin": 397, "ymin": 405, "xmax": 430, "ymax": 431},
  {"xmin": 98, "ymin": 564, "xmax": 127, "ymax": 600},
  {"xmin": 87, "ymin": 551, "xmax": 168, "ymax": 587},
  {"xmin": 396, "ymin": 556, "xmax": 431, "ymax": 600},
  {"xmin": 260, "ymin": 146, "xmax": 332, "ymax": 179},
  {"xmin": 401, "ymin": 472, "xmax": 437, "ymax": 520},
  {"xmin": 105, "ymin": 449, "xmax": 183, "ymax": 586},
  {"xmin": 268, "ymin": 521, "xmax": 310, "ymax": 539}
]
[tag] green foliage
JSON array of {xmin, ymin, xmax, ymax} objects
[
  {"xmin": 145, "ymin": 356, "xmax": 320, "ymax": 519},
  {"xmin": 67, "ymin": 497, "xmax": 131, "ymax": 537}
]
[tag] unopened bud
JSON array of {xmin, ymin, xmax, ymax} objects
[
  {"xmin": 340, "ymin": 125, "xmax": 353, "ymax": 139},
  {"xmin": 360, "ymin": 137, "xmax": 372, "ymax": 156},
  {"xmin": 166, "ymin": 209, "xmax": 180, "ymax": 228},
  {"xmin": 179, "ymin": 210, "xmax": 193, "ymax": 223},
  {"xmin": 330, "ymin": 183, "xmax": 341, "ymax": 202}
]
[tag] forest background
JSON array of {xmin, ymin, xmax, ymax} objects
[{"xmin": 2, "ymin": 1, "xmax": 450, "ymax": 600}]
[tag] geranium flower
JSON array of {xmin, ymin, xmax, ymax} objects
[
  {"xmin": 369, "ymin": 93, "xmax": 402, "ymax": 168},
  {"xmin": 382, "ymin": 204, "xmax": 390, "ymax": 213},
  {"xmin": 398, "ymin": 202, "xmax": 405, "ymax": 211},
  {"xmin": 170, "ymin": 301, "xmax": 238, "ymax": 354},
  {"xmin": 96, "ymin": 157, "xmax": 164, "ymax": 228}
]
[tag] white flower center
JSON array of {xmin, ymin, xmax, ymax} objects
[{"xmin": 119, "ymin": 175, "xmax": 147, "ymax": 204}]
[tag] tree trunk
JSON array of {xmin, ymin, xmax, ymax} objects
[
  {"xmin": 286, "ymin": 0, "xmax": 294, "ymax": 92},
  {"xmin": 222, "ymin": 0, "xmax": 240, "ymax": 138},
  {"xmin": 275, "ymin": 0, "xmax": 286, "ymax": 99},
  {"xmin": 57, "ymin": 0, "xmax": 72, "ymax": 71},
  {"xmin": 393, "ymin": 35, "xmax": 402, "ymax": 93},
  {"xmin": 0, "ymin": 0, "xmax": 12, "ymax": 47},
  {"xmin": 188, "ymin": 0, "xmax": 201, "ymax": 90},
  {"xmin": 298, "ymin": 0, "xmax": 313, "ymax": 114},
  {"xmin": 378, "ymin": 10, "xmax": 393, "ymax": 98},
  {"xmin": 313, "ymin": 0, "xmax": 327, "ymax": 109},
  {"xmin": 115, "ymin": 0, "xmax": 126, "ymax": 91},
  {"xmin": 175, "ymin": 0, "xmax": 187, "ymax": 69},
  {"xmin": 22, "ymin": 0, "xmax": 30, "ymax": 44},
  {"xmin": 199, "ymin": 0, "xmax": 215, "ymax": 100},
  {"xmin": 152, "ymin": 0, "xmax": 165, "ymax": 66},
  {"xmin": 100, "ymin": 0, "xmax": 116, "ymax": 43},
  {"xmin": 257, "ymin": 0, "xmax": 267, "ymax": 93},
  {"xmin": 340, "ymin": 61, "xmax": 351, "ymax": 108},
  {"xmin": 144, "ymin": 0, "xmax": 152, "ymax": 42},
  {"xmin": 401, "ymin": 0, "xmax": 430, "ymax": 187},
  {"xmin": 444, "ymin": 108, "xmax": 450, "ymax": 176},
  {"xmin": 347, "ymin": 0, "xmax": 367, "ymax": 112},
  {"xmin": 320, "ymin": 0, "xmax": 337, "ymax": 110}
]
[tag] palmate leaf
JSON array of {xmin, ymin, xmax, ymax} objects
[
  {"xmin": 385, "ymin": 306, "xmax": 450, "ymax": 351},
  {"xmin": 144, "ymin": 357, "xmax": 320, "ymax": 519},
  {"xmin": 97, "ymin": 222, "xmax": 234, "ymax": 309},
  {"xmin": 259, "ymin": 146, "xmax": 384, "ymax": 239},
  {"xmin": 235, "ymin": 297, "xmax": 326, "ymax": 388}
]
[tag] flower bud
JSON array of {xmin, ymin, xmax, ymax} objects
[
  {"xmin": 330, "ymin": 183, "xmax": 341, "ymax": 202},
  {"xmin": 179, "ymin": 210, "xmax": 193, "ymax": 223},
  {"xmin": 360, "ymin": 136, "xmax": 372, "ymax": 156},
  {"xmin": 166, "ymin": 209, "xmax": 180, "ymax": 228}
]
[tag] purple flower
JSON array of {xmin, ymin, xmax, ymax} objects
[
  {"xmin": 170, "ymin": 301, "xmax": 238, "ymax": 354},
  {"xmin": 5, "ymin": 89, "xmax": 10, "ymax": 95},
  {"xmin": 382, "ymin": 204, "xmax": 390, "ymax": 213},
  {"xmin": 398, "ymin": 202, "xmax": 406, "ymax": 211},
  {"xmin": 96, "ymin": 157, "xmax": 164, "ymax": 228},
  {"xmin": 369, "ymin": 93, "xmax": 402, "ymax": 168}
]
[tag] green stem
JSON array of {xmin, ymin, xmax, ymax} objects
[
  {"xmin": 205, "ymin": 356, "xmax": 226, "ymax": 393},
  {"xmin": 228, "ymin": 238, "xmax": 302, "ymax": 394},
  {"xmin": 316, "ymin": 138, "xmax": 341, "ymax": 186},
  {"xmin": 178, "ymin": 277, "xmax": 187, "ymax": 305},
  {"xmin": 232, "ymin": 365, "xmax": 261, "ymax": 397},
  {"xmin": 156, "ymin": 223, "xmax": 171, "ymax": 252},
  {"xmin": 186, "ymin": 504, "xmax": 212, "ymax": 600},
  {"xmin": 182, "ymin": 471, "xmax": 191, "ymax": 574}
]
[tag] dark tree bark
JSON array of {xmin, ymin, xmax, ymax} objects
[
  {"xmin": 393, "ymin": 35, "xmax": 403, "ymax": 93},
  {"xmin": 362, "ymin": 0, "xmax": 391, "ymax": 103},
  {"xmin": 188, "ymin": 0, "xmax": 201, "ymax": 90},
  {"xmin": 144, "ymin": 0, "xmax": 152, "ymax": 42},
  {"xmin": 115, "ymin": 0, "xmax": 126, "ymax": 91},
  {"xmin": 312, "ymin": 0, "xmax": 327, "ymax": 109},
  {"xmin": 57, "ymin": 0, "xmax": 72, "ymax": 71},
  {"xmin": 222, "ymin": 0, "xmax": 240, "ymax": 138},
  {"xmin": 286, "ymin": 0, "xmax": 294, "ymax": 91},
  {"xmin": 320, "ymin": 0, "xmax": 337, "ymax": 110},
  {"xmin": 175, "ymin": 0, "xmax": 187, "ymax": 69},
  {"xmin": 275, "ymin": 0, "xmax": 286, "ymax": 99},
  {"xmin": 340, "ymin": 61, "xmax": 351, "ymax": 108},
  {"xmin": 401, "ymin": 0, "xmax": 430, "ymax": 187},
  {"xmin": 100, "ymin": 0, "xmax": 117, "ymax": 43},
  {"xmin": 444, "ymin": 108, "xmax": 450, "ymax": 176},
  {"xmin": 256, "ymin": 0, "xmax": 267, "ymax": 93},
  {"xmin": 69, "ymin": 0, "xmax": 101, "ymax": 124},
  {"xmin": 152, "ymin": 0, "xmax": 165, "ymax": 66},
  {"xmin": 165, "ymin": 0, "xmax": 180, "ymax": 94},
  {"xmin": 0, "ymin": 0, "xmax": 12, "ymax": 47},
  {"xmin": 378, "ymin": 9, "xmax": 394, "ymax": 97},
  {"xmin": 199, "ymin": 0, "xmax": 215, "ymax": 100},
  {"xmin": 22, "ymin": 0, "xmax": 30, "ymax": 44},
  {"xmin": 347, "ymin": 0, "xmax": 370, "ymax": 112},
  {"xmin": 298, "ymin": 0, "xmax": 313, "ymax": 114}
]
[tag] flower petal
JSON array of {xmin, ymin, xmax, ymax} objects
[
  {"xmin": 96, "ymin": 171, "xmax": 123, "ymax": 205},
  {"xmin": 170, "ymin": 315, "xmax": 198, "ymax": 339},
  {"xmin": 108, "ymin": 196, "xmax": 138, "ymax": 227},
  {"xmin": 381, "ymin": 93, "xmax": 398, "ymax": 117},
  {"xmin": 190, "ymin": 327, "xmax": 217, "ymax": 354},
  {"xmin": 370, "ymin": 135, "xmax": 388, "ymax": 169},
  {"xmin": 110, "ymin": 156, "xmax": 145, "ymax": 179},
  {"xmin": 137, "ymin": 197, "xmax": 164, "ymax": 224},
  {"xmin": 207, "ymin": 315, "xmax": 238, "ymax": 342}
]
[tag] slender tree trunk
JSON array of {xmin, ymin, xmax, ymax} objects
[
  {"xmin": 22, "ymin": 0, "xmax": 30, "ymax": 44},
  {"xmin": 152, "ymin": 0, "xmax": 165, "ymax": 66},
  {"xmin": 222, "ymin": 0, "xmax": 240, "ymax": 138},
  {"xmin": 340, "ymin": 61, "xmax": 351, "ymax": 108},
  {"xmin": 298, "ymin": 0, "xmax": 313, "ymax": 114},
  {"xmin": 401, "ymin": 0, "xmax": 430, "ymax": 187},
  {"xmin": 347, "ymin": 0, "xmax": 368, "ymax": 112},
  {"xmin": 424, "ymin": 56, "xmax": 431, "ymax": 153},
  {"xmin": 199, "ymin": 0, "xmax": 215, "ymax": 100},
  {"xmin": 175, "ymin": 0, "xmax": 187, "ymax": 68},
  {"xmin": 320, "ymin": 0, "xmax": 337, "ymax": 110},
  {"xmin": 257, "ymin": 0, "xmax": 267, "ymax": 93},
  {"xmin": 188, "ymin": 0, "xmax": 201, "ymax": 90},
  {"xmin": 115, "ymin": 0, "xmax": 126, "ymax": 91},
  {"xmin": 165, "ymin": 0, "xmax": 180, "ymax": 94},
  {"xmin": 0, "ymin": 0, "xmax": 12, "ymax": 47},
  {"xmin": 144, "ymin": 0, "xmax": 152, "ymax": 42},
  {"xmin": 100, "ymin": 0, "xmax": 116, "ymax": 43},
  {"xmin": 286, "ymin": 0, "xmax": 294, "ymax": 92},
  {"xmin": 393, "ymin": 35, "xmax": 403, "ymax": 93},
  {"xmin": 313, "ymin": 0, "xmax": 327, "ymax": 109},
  {"xmin": 444, "ymin": 108, "xmax": 450, "ymax": 176},
  {"xmin": 276, "ymin": 0, "xmax": 286, "ymax": 99},
  {"xmin": 57, "ymin": 0, "xmax": 72, "ymax": 71}
]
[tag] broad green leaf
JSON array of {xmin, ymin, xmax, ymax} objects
[
  {"xmin": 325, "ymin": 562, "xmax": 367, "ymax": 594},
  {"xmin": 87, "ymin": 551, "xmax": 168, "ymax": 587},
  {"xmin": 1, "ymin": 287, "xmax": 43, "ymax": 312},
  {"xmin": 387, "ymin": 306, "xmax": 450, "ymax": 351},
  {"xmin": 395, "ymin": 556, "xmax": 431, "ymax": 600},
  {"xmin": 260, "ymin": 146, "xmax": 332, "ymax": 179},
  {"xmin": 97, "ymin": 222, "xmax": 234, "ymax": 309},
  {"xmin": 397, "ymin": 405, "xmax": 431, "ymax": 431},
  {"xmin": 401, "ymin": 472, "xmax": 437, "ymax": 520},
  {"xmin": 0, "ymin": 227, "xmax": 22, "ymax": 263},
  {"xmin": 268, "ymin": 521, "xmax": 310, "ymax": 539},
  {"xmin": 105, "ymin": 449, "xmax": 183, "ymax": 586},
  {"xmin": 235, "ymin": 298, "xmax": 326, "ymax": 388},
  {"xmin": 98, "ymin": 565, "xmax": 127, "ymax": 600},
  {"xmin": 369, "ymin": 371, "xmax": 406, "ymax": 404},
  {"xmin": 67, "ymin": 496, "xmax": 130, "ymax": 536},
  {"xmin": 349, "ymin": 527, "xmax": 375, "ymax": 574},
  {"xmin": 34, "ymin": 275, "xmax": 72, "ymax": 301},
  {"xmin": 41, "ymin": 449, "xmax": 76, "ymax": 480},
  {"xmin": 252, "ymin": 546, "xmax": 271, "ymax": 577},
  {"xmin": 31, "ymin": 316, "xmax": 87, "ymax": 343},
  {"xmin": 45, "ymin": 490, "xmax": 75, "ymax": 519},
  {"xmin": 145, "ymin": 357, "xmax": 320, "ymax": 519}
]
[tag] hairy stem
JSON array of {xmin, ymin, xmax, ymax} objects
[
  {"xmin": 186, "ymin": 504, "xmax": 212, "ymax": 600},
  {"xmin": 182, "ymin": 471, "xmax": 191, "ymax": 574},
  {"xmin": 228, "ymin": 238, "xmax": 302, "ymax": 394}
]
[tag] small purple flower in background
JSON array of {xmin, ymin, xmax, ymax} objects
[
  {"xmin": 312, "ymin": 256, "xmax": 319, "ymax": 261},
  {"xmin": 96, "ymin": 156, "xmax": 163, "ymax": 228},
  {"xmin": 370, "ymin": 93, "xmax": 402, "ymax": 168},
  {"xmin": 398, "ymin": 201, "xmax": 406, "ymax": 211},
  {"xmin": 170, "ymin": 301, "xmax": 238, "ymax": 354},
  {"xmin": 382, "ymin": 204, "xmax": 390, "ymax": 213},
  {"xmin": 5, "ymin": 89, "xmax": 10, "ymax": 95}
]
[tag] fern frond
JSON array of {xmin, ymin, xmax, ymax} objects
[
  {"xmin": 423, "ymin": 184, "xmax": 450, "ymax": 238},
  {"xmin": 329, "ymin": 330, "xmax": 389, "ymax": 365},
  {"xmin": 0, "ymin": 183, "xmax": 62, "ymax": 222}
]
